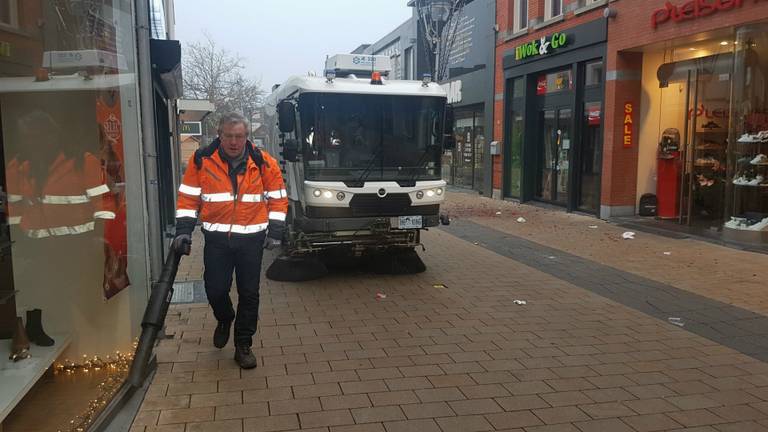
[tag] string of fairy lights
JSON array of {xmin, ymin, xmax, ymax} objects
[{"xmin": 53, "ymin": 343, "xmax": 136, "ymax": 432}]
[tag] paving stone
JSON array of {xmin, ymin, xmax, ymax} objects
[
  {"xmin": 400, "ymin": 402, "xmax": 455, "ymax": 419},
  {"xmin": 435, "ymin": 415, "xmax": 494, "ymax": 432},
  {"xmin": 321, "ymin": 394, "xmax": 372, "ymax": 411},
  {"xmin": 215, "ymin": 403, "xmax": 269, "ymax": 420}
]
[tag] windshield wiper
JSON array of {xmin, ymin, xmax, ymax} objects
[
  {"xmin": 407, "ymin": 146, "xmax": 437, "ymax": 184},
  {"xmin": 345, "ymin": 145, "xmax": 383, "ymax": 188}
]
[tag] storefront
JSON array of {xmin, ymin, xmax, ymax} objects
[
  {"xmin": 439, "ymin": 0, "xmax": 496, "ymax": 195},
  {"xmin": 604, "ymin": 0, "xmax": 768, "ymax": 245},
  {"xmin": 0, "ymin": 1, "xmax": 180, "ymax": 430},
  {"xmin": 502, "ymin": 19, "xmax": 606, "ymax": 214}
]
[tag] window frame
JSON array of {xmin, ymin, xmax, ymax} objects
[
  {"xmin": 0, "ymin": 0, "xmax": 18, "ymax": 29},
  {"xmin": 545, "ymin": 0, "xmax": 563, "ymax": 20},
  {"xmin": 513, "ymin": 0, "xmax": 528, "ymax": 33}
]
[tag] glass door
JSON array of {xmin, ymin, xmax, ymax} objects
[
  {"xmin": 578, "ymin": 101, "xmax": 602, "ymax": 213},
  {"xmin": 536, "ymin": 107, "xmax": 572, "ymax": 205}
]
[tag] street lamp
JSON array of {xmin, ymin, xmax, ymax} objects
[{"xmin": 418, "ymin": 0, "xmax": 454, "ymax": 81}]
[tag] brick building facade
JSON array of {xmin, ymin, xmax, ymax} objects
[{"xmin": 494, "ymin": 0, "xmax": 768, "ymax": 244}]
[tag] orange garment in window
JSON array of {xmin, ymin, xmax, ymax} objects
[
  {"xmin": 4, "ymin": 157, "xmax": 29, "ymax": 227},
  {"xmin": 20, "ymin": 152, "xmax": 115, "ymax": 239}
]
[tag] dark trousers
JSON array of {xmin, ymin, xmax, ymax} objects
[{"xmin": 203, "ymin": 231, "xmax": 265, "ymax": 347}]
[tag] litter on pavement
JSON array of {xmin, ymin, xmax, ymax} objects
[
  {"xmin": 513, "ymin": 300, "xmax": 527, "ymax": 305},
  {"xmin": 668, "ymin": 317, "xmax": 685, "ymax": 327},
  {"xmin": 663, "ymin": 252, "xmax": 672, "ymax": 255},
  {"xmin": 622, "ymin": 231, "xmax": 636, "ymax": 240},
  {"xmin": 433, "ymin": 284, "xmax": 447, "ymax": 289},
  {"xmin": 496, "ymin": 211, "xmax": 502, "ymax": 215},
  {"xmin": 375, "ymin": 293, "xmax": 387, "ymax": 300},
  {"xmin": 516, "ymin": 217, "xmax": 527, "ymax": 223},
  {"xmin": 588, "ymin": 225, "xmax": 599, "ymax": 229}
]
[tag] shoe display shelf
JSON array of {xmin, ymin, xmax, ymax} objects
[
  {"xmin": 725, "ymin": 133, "xmax": 768, "ymax": 243},
  {"xmin": 0, "ymin": 333, "xmax": 71, "ymax": 423}
]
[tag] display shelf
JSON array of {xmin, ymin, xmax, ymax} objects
[{"xmin": 0, "ymin": 333, "xmax": 71, "ymax": 422}]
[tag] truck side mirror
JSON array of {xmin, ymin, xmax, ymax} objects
[
  {"xmin": 283, "ymin": 138, "xmax": 299, "ymax": 162},
  {"xmin": 277, "ymin": 101, "xmax": 296, "ymax": 133}
]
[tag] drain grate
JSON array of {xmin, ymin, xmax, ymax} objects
[{"xmin": 171, "ymin": 280, "xmax": 206, "ymax": 304}]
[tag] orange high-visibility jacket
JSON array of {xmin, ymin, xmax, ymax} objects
[
  {"xmin": 8, "ymin": 152, "xmax": 115, "ymax": 239},
  {"xmin": 176, "ymin": 144, "xmax": 288, "ymax": 237}
]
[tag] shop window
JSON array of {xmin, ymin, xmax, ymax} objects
[
  {"xmin": 545, "ymin": 0, "xmax": 563, "ymax": 20},
  {"xmin": 507, "ymin": 77, "xmax": 525, "ymax": 198},
  {"xmin": 537, "ymin": 69, "xmax": 572, "ymax": 95},
  {"xmin": 726, "ymin": 23, "xmax": 768, "ymax": 241},
  {"xmin": 585, "ymin": 61, "xmax": 604, "ymax": 86},
  {"xmin": 513, "ymin": 0, "xmax": 528, "ymax": 33},
  {"xmin": 0, "ymin": 0, "xmax": 18, "ymax": 28},
  {"xmin": 0, "ymin": 1, "xmax": 143, "ymax": 429}
]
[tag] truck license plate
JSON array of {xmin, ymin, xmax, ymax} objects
[{"xmin": 398, "ymin": 216, "xmax": 423, "ymax": 229}]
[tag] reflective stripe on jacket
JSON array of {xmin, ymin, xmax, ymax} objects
[{"xmin": 176, "ymin": 145, "xmax": 288, "ymax": 236}]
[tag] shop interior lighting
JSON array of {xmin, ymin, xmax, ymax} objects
[{"xmin": 720, "ymin": 41, "xmax": 730, "ymax": 46}]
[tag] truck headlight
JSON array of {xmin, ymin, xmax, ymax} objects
[
  {"xmin": 313, "ymin": 189, "xmax": 322, "ymax": 198},
  {"xmin": 426, "ymin": 190, "xmax": 435, "ymax": 198},
  {"xmin": 416, "ymin": 191, "xmax": 424, "ymax": 200},
  {"xmin": 436, "ymin": 188, "xmax": 444, "ymax": 196},
  {"xmin": 323, "ymin": 190, "xmax": 333, "ymax": 199}
]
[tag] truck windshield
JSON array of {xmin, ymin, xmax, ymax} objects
[{"xmin": 299, "ymin": 93, "xmax": 444, "ymax": 183}]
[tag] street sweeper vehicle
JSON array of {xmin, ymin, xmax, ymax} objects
[{"xmin": 264, "ymin": 54, "xmax": 454, "ymax": 281}]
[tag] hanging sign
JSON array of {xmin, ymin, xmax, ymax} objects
[
  {"xmin": 623, "ymin": 103, "xmax": 634, "ymax": 148},
  {"xmin": 181, "ymin": 121, "xmax": 202, "ymax": 136},
  {"xmin": 515, "ymin": 33, "xmax": 569, "ymax": 61}
]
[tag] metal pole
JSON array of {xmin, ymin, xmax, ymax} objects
[{"xmin": 136, "ymin": 0, "xmax": 164, "ymax": 280}]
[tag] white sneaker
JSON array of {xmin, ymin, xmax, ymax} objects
[
  {"xmin": 747, "ymin": 175, "xmax": 765, "ymax": 186},
  {"xmin": 752, "ymin": 154, "xmax": 768, "ymax": 165},
  {"xmin": 738, "ymin": 133, "xmax": 756, "ymax": 143}
]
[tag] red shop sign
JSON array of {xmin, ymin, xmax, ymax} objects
[
  {"xmin": 588, "ymin": 107, "xmax": 601, "ymax": 126},
  {"xmin": 651, "ymin": 0, "xmax": 766, "ymax": 30},
  {"xmin": 623, "ymin": 103, "xmax": 634, "ymax": 148}
]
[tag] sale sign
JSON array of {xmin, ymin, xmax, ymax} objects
[{"xmin": 623, "ymin": 103, "xmax": 634, "ymax": 148}]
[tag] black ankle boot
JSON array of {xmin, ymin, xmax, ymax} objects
[{"xmin": 26, "ymin": 309, "xmax": 54, "ymax": 347}]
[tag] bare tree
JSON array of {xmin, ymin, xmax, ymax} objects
[
  {"xmin": 182, "ymin": 33, "xmax": 263, "ymax": 142},
  {"xmin": 414, "ymin": 0, "xmax": 468, "ymax": 82}
]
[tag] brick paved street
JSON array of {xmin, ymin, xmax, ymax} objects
[{"xmin": 132, "ymin": 192, "xmax": 768, "ymax": 432}]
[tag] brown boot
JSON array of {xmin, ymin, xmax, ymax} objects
[{"xmin": 10, "ymin": 317, "xmax": 30, "ymax": 362}]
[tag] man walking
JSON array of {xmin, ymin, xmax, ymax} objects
[{"xmin": 172, "ymin": 113, "xmax": 288, "ymax": 369}]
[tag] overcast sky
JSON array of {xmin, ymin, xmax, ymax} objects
[{"xmin": 174, "ymin": 0, "xmax": 413, "ymax": 90}]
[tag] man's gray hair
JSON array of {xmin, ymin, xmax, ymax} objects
[{"xmin": 218, "ymin": 112, "xmax": 250, "ymax": 133}]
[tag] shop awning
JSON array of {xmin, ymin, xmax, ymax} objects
[
  {"xmin": 657, "ymin": 53, "xmax": 734, "ymax": 88},
  {"xmin": 178, "ymin": 99, "xmax": 215, "ymax": 122},
  {"xmin": 150, "ymin": 39, "xmax": 183, "ymax": 100}
]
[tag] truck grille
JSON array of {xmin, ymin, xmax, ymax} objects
[{"xmin": 349, "ymin": 194, "xmax": 413, "ymax": 217}]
